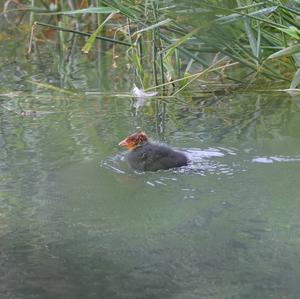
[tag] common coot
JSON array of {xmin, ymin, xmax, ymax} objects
[{"xmin": 119, "ymin": 131, "xmax": 188, "ymax": 171}]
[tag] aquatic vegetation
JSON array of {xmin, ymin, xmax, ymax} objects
[{"xmin": 3, "ymin": 0, "xmax": 300, "ymax": 92}]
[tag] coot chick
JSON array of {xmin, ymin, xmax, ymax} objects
[{"xmin": 119, "ymin": 131, "xmax": 188, "ymax": 172}]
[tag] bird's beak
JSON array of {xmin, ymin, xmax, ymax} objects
[
  {"xmin": 118, "ymin": 138, "xmax": 128, "ymax": 147},
  {"xmin": 119, "ymin": 137, "xmax": 136, "ymax": 149}
]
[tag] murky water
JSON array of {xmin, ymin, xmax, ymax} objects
[{"xmin": 1, "ymin": 16, "xmax": 300, "ymax": 299}]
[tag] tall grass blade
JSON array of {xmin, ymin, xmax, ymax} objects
[
  {"xmin": 133, "ymin": 18, "xmax": 173, "ymax": 36},
  {"xmin": 100, "ymin": 0, "xmax": 137, "ymax": 19},
  {"xmin": 277, "ymin": 26, "xmax": 300, "ymax": 40},
  {"xmin": 47, "ymin": 7, "xmax": 119, "ymax": 15},
  {"xmin": 131, "ymin": 47, "xmax": 144, "ymax": 87},
  {"xmin": 162, "ymin": 27, "xmax": 200, "ymax": 59},
  {"xmin": 256, "ymin": 24, "xmax": 261, "ymax": 59},
  {"xmin": 267, "ymin": 44, "xmax": 300, "ymax": 59},
  {"xmin": 217, "ymin": 6, "xmax": 278, "ymax": 24},
  {"xmin": 243, "ymin": 18, "xmax": 257, "ymax": 58},
  {"xmin": 290, "ymin": 68, "xmax": 300, "ymax": 89},
  {"xmin": 82, "ymin": 12, "xmax": 116, "ymax": 54}
]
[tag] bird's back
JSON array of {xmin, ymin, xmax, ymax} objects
[{"xmin": 126, "ymin": 142, "xmax": 188, "ymax": 171}]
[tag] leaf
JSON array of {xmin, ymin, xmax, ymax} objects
[
  {"xmin": 256, "ymin": 24, "xmax": 261, "ymax": 59},
  {"xmin": 277, "ymin": 26, "xmax": 300, "ymax": 40},
  {"xmin": 217, "ymin": 6, "xmax": 278, "ymax": 24},
  {"xmin": 243, "ymin": 18, "xmax": 257, "ymax": 58},
  {"xmin": 290, "ymin": 68, "xmax": 300, "ymax": 89},
  {"xmin": 53, "ymin": 7, "xmax": 119, "ymax": 15},
  {"xmin": 163, "ymin": 27, "xmax": 200, "ymax": 59},
  {"xmin": 131, "ymin": 48, "xmax": 143, "ymax": 80},
  {"xmin": 81, "ymin": 12, "xmax": 116, "ymax": 54},
  {"xmin": 267, "ymin": 44, "xmax": 300, "ymax": 59},
  {"xmin": 100, "ymin": 0, "xmax": 137, "ymax": 19},
  {"xmin": 133, "ymin": 19, "xmax": 173, "ymax": 36}
]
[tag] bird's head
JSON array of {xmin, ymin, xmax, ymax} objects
[{"xmin": 119, "ymin": 131, "xmax": 148, "ymax": 150}]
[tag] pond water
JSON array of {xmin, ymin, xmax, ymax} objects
[{"xmin": 1, "ymin": 17, "xmax": 300, "ymax": 299}]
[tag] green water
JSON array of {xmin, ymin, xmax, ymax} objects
[{"xmin": 1, "ymin": 18, "xmax": 300, "ymax": 299}]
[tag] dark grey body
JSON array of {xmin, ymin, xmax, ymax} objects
[{"xmin": 125, "ymin": 142, "xmax": 188, "ymax": 172}]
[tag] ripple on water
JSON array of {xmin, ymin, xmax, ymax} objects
[{"xmin": 252, "ymin": 155, "xmax": 300, "ymax": 164}]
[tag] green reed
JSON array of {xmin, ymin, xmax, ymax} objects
[{"xmin": 9, "ymin": 0, "xmax": 300, "ymax": 92}]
